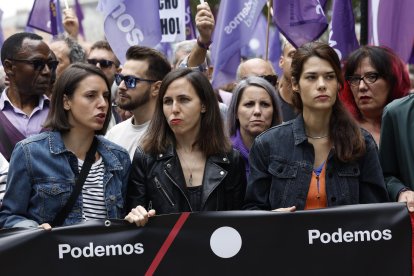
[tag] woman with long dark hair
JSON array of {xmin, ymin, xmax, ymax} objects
[
  {"xmin": 125, "ymin": 69, "xmax": 246, "ymax": 226},
  {"xmin": 244, "ymin": 42, "xmax": 388, "ymax": 211}
]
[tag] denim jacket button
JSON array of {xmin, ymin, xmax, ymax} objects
[
  {"xmin": 220, "ymin": 171, "xmax": 225, "ymax": 175},
  {"xmin": 223, "ymin": 157, "xmax": 228, "ymax": 162},
  {"xmin": 159, "ymin": 154, "xmax": 163, "ymax": 158},
  {"xmin": 166, "ymin": 163, "xmax": 171, "ymax": 169}
]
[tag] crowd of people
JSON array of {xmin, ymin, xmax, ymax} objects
[{"xmin": 0, "ymin": 2, "xmax": 413, "ymax": 229}]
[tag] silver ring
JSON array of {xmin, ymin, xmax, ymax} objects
[{"xmin": 104, "ymin": 220, "xmax": 111, "ymax": 227}]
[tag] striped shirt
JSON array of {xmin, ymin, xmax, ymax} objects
[
  {"xmin": 78, "ymin": 157, "xmax": 107, "ymax": 221},
  {"xmin": 0, "ymin": 154, "xmax": 9, "ymax": 206}
]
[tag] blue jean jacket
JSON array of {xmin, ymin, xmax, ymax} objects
[
  {"xmin": 0, "ymin": 131, "xmax": 131, "ymax": 228},
  {"xmin": 244, "ymin": 115, "xmax": 389, "ymax": 210}
]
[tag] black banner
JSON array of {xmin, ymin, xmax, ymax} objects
[{"xmin": 0, "ymin": 203, "xmax": 411, "ymax": 275}]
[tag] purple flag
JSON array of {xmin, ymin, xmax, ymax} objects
[
  {"xmin": 27, "ymin": 0, "xmax": 64, "ymax": 36},
  {"xmin": 50, "ymin": 0, "xmax": 64, "ymax": 36},
  {"xmin": 0, "ymin": 9, "xmax": 4, "ymax": 49},
  {"xmin": 27, "ymin": 0, "xmax": 53, "ymax": 34},
  {"xmin": 211, "ymin": 0, "xmax": 267, "ymax": 89},
  {"xmin": 97, "ymin": 0, "xmax": 162, "ymax": 64},
  {"xmin": 185, "ymin": 0, "xmax": 196, "ymax": 40},
  {"xmin": 329, "ymin": 0, "xmax": 359, "ymax": 61},
  {"xmin": 269, "ymin": 26, "xmax": 282, "ymax": 77},
  {"xmin": 74, "ymin": 0, "xmax": 85, "ymax": 38},
  {"xmin": 368, "ymin": 0, "xmax": 414, "ymax": 63},
  {"xmin": 273, "ymin": 0, "xmax": 328, "ymax": 48},
  {"xmin": 241, "ymin": 13, "xmax": 267, "ymax": 59}
]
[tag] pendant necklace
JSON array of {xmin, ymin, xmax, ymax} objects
[{"xmin": 178, "ymin": 150, "xmax": 196, "ymax": 186}]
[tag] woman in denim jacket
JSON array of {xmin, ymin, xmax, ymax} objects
[
  {"xmin": 244, "ymin": 42, "xmax": 389, "ymax": 211},
  {"xmin": 0, "ymin": 63, "xmax": 130, "ymax": 229}
]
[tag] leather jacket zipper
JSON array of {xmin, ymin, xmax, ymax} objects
[
  {"xmin": 164, "ymin": 169, "xmax": 193, "ymax": 212},
  {"xmin": 154, "ymin": 177, "xmax": 175, "ymax": 207}
]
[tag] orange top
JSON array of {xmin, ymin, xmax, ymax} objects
[{"xmin": 305, "ymin": 163, "xmax": 327, "ymax": 210}]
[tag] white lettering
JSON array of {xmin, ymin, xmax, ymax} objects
[
  {"xmin": 110, "ymin": 3, "xmax": 145, "ymax": 45},
  {"xmin": 58, "ymin": 242, "xmax": 145, "ymax": 259},
  {"xmin": 308, "ymin": 228, "xmax": 392, "ymax": 245}
]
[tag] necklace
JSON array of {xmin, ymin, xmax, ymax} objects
[
  {"xmin": 306, "ymin": 134, "xmax": 329, "ymax": 139},
  {"xmin": 177, "ymin": 149, "xmax": 197, "ymax": 186}
]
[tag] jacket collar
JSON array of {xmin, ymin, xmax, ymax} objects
[
  {"xmin": 48, "ymin": 131, "xmax": 123, "ymax": 171},
  {"xmin": 292, "ymin": 114, "xmax": 308, "ymax": 146}
]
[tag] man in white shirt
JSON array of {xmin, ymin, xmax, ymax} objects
[{"xmin": 105, "ymin": 46, "xmax": 171, "ymax": 159}]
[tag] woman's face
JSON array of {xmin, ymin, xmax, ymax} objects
[
  {"xmin": 349, "ymin": 57, "xmax": 389, "ymax": 117},
  {"xmin": 64, "ymin": 75, "xmax": 109, "ymax": 133},
  {"xmin": 237, "ymin": 85, "xmax": 274, "ymax": 139},
  {"xmin": 294, "ymin": 56, "xmax": 338, "ymax": 111},
  {"xmin": 163, "ymin": 77, "xmax": 204, "ymax": 139}
]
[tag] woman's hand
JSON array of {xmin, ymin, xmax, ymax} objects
[
  {"xmin": 125, "ymin": 205, "xmax": 156, "ymax": 227},
  {"xmin": 398, "ymin": 190, "xmax": 414, "ymax": 212},
  {"xmin": 38, "ymin": 223, "xmax": 52, "ymax": 230},
  {"xmin": 271, "ymin": 206, "xmax": 296, "ymax": 212}
]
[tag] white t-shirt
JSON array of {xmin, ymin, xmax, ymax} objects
[{"xmin": 105, "ymin": 117, "xmax": 150, "ymax": 160}]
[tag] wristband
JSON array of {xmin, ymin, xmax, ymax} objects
[{"xmin": 197, "ymin": 37, "xmax": 212, "ymax": 50}]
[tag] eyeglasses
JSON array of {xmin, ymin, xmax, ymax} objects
[
  {"xmin": 346, "ymin": 73, "xmax": 381, "ymax": 87},
  {"xmin": 87, "ymin": 59, "xmax": 115, "ymax": 69},
  {"xmin": 258, "ymin": 75, "xmax": 278, "ymax": 86},
  {"xmin": 115, "ymin": 73, "xmax": 157, "ymax": 89},
  {"xmin": 9, "ymin": 58, "xmax": 59, "ymax": 72}
]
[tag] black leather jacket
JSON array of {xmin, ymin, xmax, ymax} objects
[{"xmin": 127, "ymin": 145, "xmax": 246, "ymax": 214}]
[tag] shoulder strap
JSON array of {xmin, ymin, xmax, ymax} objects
[
  {"xmin": 0, "ymin": 111, "xmax": 14, "ymax": 161},
  {"xmin": 51, "ymin": 137, "xmax": 99, "ymax": 227}
]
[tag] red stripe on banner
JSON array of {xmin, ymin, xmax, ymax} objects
[
  {"xmin": 411, "ymin": 213, "xmax": 414, "ymax": 276},
  {"xmin": 145, "ymin": 212, "xmax": 190, "ymax": 275}
]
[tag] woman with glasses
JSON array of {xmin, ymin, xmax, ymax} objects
[
  {"xmin": 125, "ymin": 69, "xmax": 246, "ymax": 226},
  {"xmin": 0, "ymin": 63, "xmax": 130, "ymax": 229},
  {"xmin": 244, "ymin": 42, "xmax": 388, "ymax": 211},
  {"xmin": 227, "ymin": 76, "xmax": 282, "ymax": 177},
  {"xmin": 340, "ymin": 46, "xmax": 410, "ymax": 145}
]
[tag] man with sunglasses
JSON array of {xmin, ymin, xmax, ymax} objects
[
  {"xmin": 0, "ymin": 32, "xmax": 57, "ymax": 161},
  {"xmin": 87, "ymin": 40, "xmax": 123, "ymax": 127},
  {"xmin": 105, "ymin": 46, "xmax": 171, "ymax": 159}
]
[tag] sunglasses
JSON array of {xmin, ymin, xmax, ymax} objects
[
  {"xmin": 87, "ymin": 59, "xmax": 115, "ymax": 69},
  {"xmin": 258, "ymin": 75, "xmax": 278, "ymax": 86},
  {"xmin": 115, "ymin": 73, "xmax": 157, "ymax": 89},
  {"xmin": 9, "ymin": 58, "xmax": 59, "ymax": 72}
]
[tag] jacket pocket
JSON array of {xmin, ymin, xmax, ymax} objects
[
  {"xmin": 34, "ymin": 182, "xmax": 72, "ymax": 222},
  {"xmin": 154, "ymin": 177, "xmax": 175, "ymax": 207},
  {"xmin": 268, "ymin": 158, "xmax": 299, "ymax": 207}
]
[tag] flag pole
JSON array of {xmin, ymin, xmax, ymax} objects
[{"xmin": 265, "ymin": 0, "xmax": 272, "ymax": 60}]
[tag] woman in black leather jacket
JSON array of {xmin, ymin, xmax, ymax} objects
[{"xmin": 125, "ymin": 69, "xmax": 246, "ymax": 226}]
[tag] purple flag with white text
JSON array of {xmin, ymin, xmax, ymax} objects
[
  {"xmin": 273, "ymin": 0, "xmax": 328, "ymax": 48},
  {"xmin": 241, "ymin": 13, "xmax": 267, "ymax": 59},
  {"xmin": 185, "ymin": 0, "xmax": 196, "ymax": 40},
  {"xmin": 368, "ymin": 0, "xmax": 414, "ymax": 63},
  {"xmin": 211, "ymin": 0, "xmax": 267, "ymax": 89},
  {"xmin": 97, "ymin": 0, "xmax": 162, "ymax": 64},
  {"xmin": 329, "ymin": 0, "xmax": 359, "ymax": 61},
  {"xmin": 74, "ymin": 0, "xmax": 85, "ymax": 38}
]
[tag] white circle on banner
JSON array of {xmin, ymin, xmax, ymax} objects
[
  {"xmin": 249, "ymin": 38, "xmax": 260, "ymax": 50},
  {"xmin": 210, "ymin": 226, "xmax": 242, "ymax": 258}
]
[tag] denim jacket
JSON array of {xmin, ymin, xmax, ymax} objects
[
  {"xmin": 244, "ymin": 115, "xmax": 389, "ymax": 210},
  {"xmin": 0, "ymin": 131, "xmax": 131, "ymax": 228}
]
